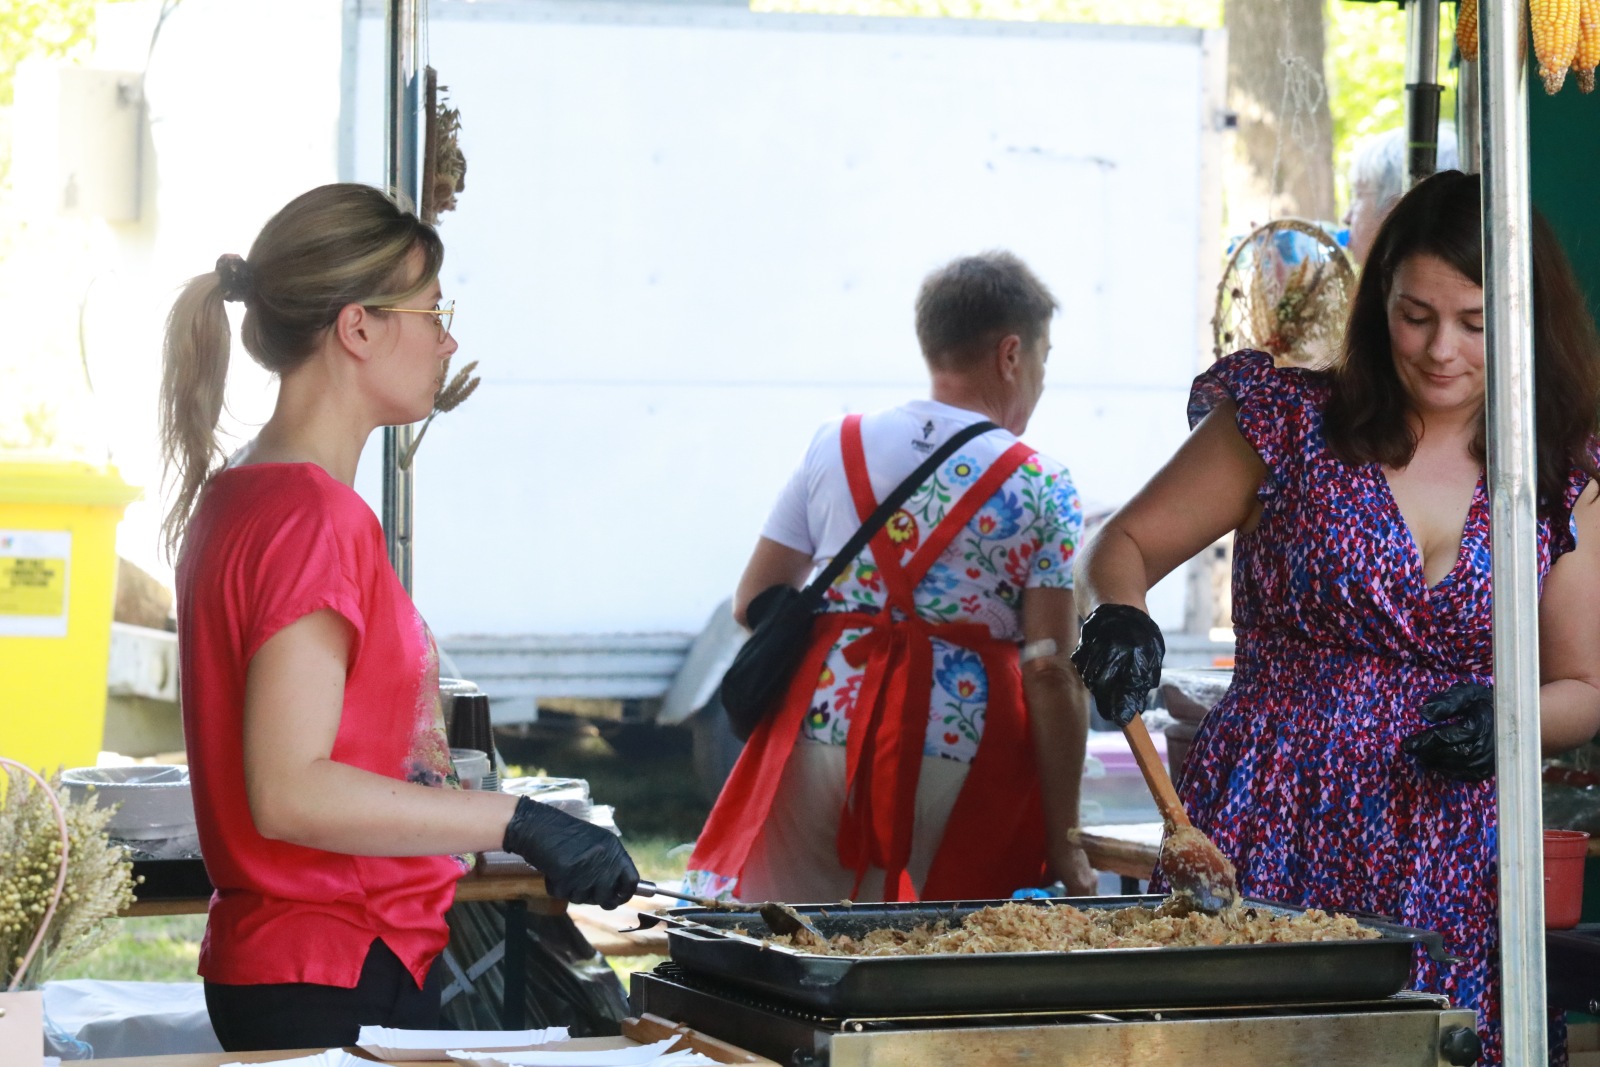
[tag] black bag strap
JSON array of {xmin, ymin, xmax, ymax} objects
[{"xmin": 800, "ymin": 419, "xmax": 999, "ymax": 607}]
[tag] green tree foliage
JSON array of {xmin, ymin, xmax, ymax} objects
[
  {"xmin": 0, "ymin": 0, "xmax": 102, "ymax": 108},
  {"xmin": 1325, "ymin": 1, "xmax": 1457, "ymax": 210}
]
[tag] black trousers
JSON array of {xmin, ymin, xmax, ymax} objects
[{"xmin": 204, "ymin": 938, "xmax": 445, "ymax": 1052}]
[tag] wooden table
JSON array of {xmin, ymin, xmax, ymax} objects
[
  {"xmin": 1074, "ymin": 822, "xmax": 1600, "ymax": 877},
  {"xmin": 123, "ymin": 855, "xmax": 564, "ymax": 918},
  {"xmin": 90, "ymin": 1014, "xmax": 777, "ymax": 1066}
]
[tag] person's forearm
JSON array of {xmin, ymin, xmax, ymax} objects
[
  {"xmin": 733, "ymin": 537, "xmax": 815, "ymax": 627},
  {"xmin": 249, "ymin": 758, "xmax": 519, "ymax": 856},
  {"xmin": 1076, "ymin": 525, "xmax": 1155, "ymax": 616},
  {"xmin": 1024, "ymin": 663, "xmax": 1090, "ymax": 870},
  {"xmin": 1540, "ymin": 678, "xmax": 1600, "ymax": 756}
]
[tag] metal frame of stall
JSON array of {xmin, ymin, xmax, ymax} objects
[
  {"xmin": 378, "ymin": 0, "xmax": 1554, "ymax": 1058},
  {"xmin": 1474, "ymin": 0, "xmax": 1549, "ymax": 1055},
  {"xmin": 1364, "ymin": 0, "xmax": 1546, "ymax": 1058},
  {"xmin": 382, "ymin": 0, "xmax": 422, "ymax": 594}
]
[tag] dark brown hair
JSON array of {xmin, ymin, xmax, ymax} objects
[
  {"xmin": 914, "ymin": 251, "xmax": 1058, "ymax": 371},
  {"xmin": 1324, "ymin": 169, "xmax": 1600, "ymax": 517},
  {"xmin": 159, "ymin": 184, "xmax": 444, "ymax": 558}
]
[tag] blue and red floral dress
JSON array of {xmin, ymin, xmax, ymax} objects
[{"xmin": 1171, "ymin": 350, "xmax": 1596, "ymax": 1066}]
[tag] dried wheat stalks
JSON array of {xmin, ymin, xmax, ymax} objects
[
  {"xmin": 399, "ymin": 358, "xmax": 480, "ymax": 470},
  {"xmin": 0, "ymin": 767, "xmax": 137, "ymax": 989}
]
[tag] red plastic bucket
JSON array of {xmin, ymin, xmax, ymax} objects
[{"xmin": 1544, "ymin": 829, "xmax": 1590, "ymax": 929}]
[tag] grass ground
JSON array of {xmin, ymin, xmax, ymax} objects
[{"xmin": 56, "ymin": 726, "xmax": 710, "ymax": 987}]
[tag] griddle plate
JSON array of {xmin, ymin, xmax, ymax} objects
[{"xmin": 662, "ymin": 894, "xmax": 1449, "ymax": 1016}]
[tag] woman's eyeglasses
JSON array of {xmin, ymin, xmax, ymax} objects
[{"xmin": 371, "ymin": 299, "xmax": 455, "ymax": 341}]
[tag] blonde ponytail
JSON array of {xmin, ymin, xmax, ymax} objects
[
  {"xmin": 156, "ymin": 184, "xmax": 444, "ymax": 561},
  {"xmin": 158, "ymin": 272, "xmax": 232, "ymax": 561}
]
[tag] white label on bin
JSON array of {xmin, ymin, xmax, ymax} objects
[{"xmin": 0, "ymin": 530, "xmax": 71, "ymax": 637}]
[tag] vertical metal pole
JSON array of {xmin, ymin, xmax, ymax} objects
[
  {"xmin": 1458, "ymin": 57, "xmax": 1482, "ymax": 174},
  {"xmin": 1404, "ymin": 0, "xmax": 1443, "ymax": 187},
  {"xmin": 383, "ymin": 0, "xmax": 423, "ymax": 591},
  {"xmin": 1481, "ymin": 0, "xmax": 1546, "ymax": 1058}
]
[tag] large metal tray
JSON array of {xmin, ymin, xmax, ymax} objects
[{"xmin": 660, "ymin": 895, "xmax": 1450, "ymax": 1016}]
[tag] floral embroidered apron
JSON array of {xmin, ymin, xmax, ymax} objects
[{"xmin": 691, "ymin": 415, "xmax": 1050, "ymax": 901}]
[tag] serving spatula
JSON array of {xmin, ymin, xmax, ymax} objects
[{"xmin": 1121, "ymin": 715, "xmax": 1240, "ymax": 913}]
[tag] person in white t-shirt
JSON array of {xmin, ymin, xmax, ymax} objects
[{"xmin": 687, "ymin": 251, "xmax": 1098, "ymax": 903}]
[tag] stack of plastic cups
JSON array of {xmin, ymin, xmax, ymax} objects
[{"xmin": 449, "ymin": 692, "xmax": 500, "ymax": 793}]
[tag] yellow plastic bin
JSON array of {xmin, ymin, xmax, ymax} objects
[{"xmin": 0, "ymin": 461, "xmax": 140, "ymax": 775}]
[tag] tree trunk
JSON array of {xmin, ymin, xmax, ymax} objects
[{"xmin": 1224, "ymin": 0, "xmax": 1336, "ymax": 227}]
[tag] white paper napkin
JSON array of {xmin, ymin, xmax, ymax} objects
[
  {"xmin": 446, "ymin": 1037, "xmax": 717, "ymax": 1066},
  {"xmin": 357, "ymin": 1025, "xmax": 570, "ymax": 1060},
  {"xmin": 220, "ymin": 1051, "xmax": 364, "ymax": 1067},
  {"xmin": 646, "ymin": 1053, "xmax": 718, "ymax": 1067}
]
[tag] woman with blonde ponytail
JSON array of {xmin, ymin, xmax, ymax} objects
[{"xmin": 160, "ymin": 184, "xmax": 638, "ymax": 1053}]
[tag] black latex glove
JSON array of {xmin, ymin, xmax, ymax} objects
[
  {"xmin": 1401, "ymin": 682, "xmax": 1496, "ymax": 783},
  {"xmin": 502, "ymin": 796, "xmax": 640, "ymax": 909},
  {"xmin": 1069, "ymin": 603, "xmax": 1166, "ymax": 728}
]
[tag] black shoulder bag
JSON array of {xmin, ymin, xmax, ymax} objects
[{"xmin": 717, "ymin": 419, "xmax": 998, "ymax": 741}]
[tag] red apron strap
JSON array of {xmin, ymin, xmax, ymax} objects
[
  {"xmin": 840, "ymin": 415, "xmax": 875, "ymax": 523},
  {"xmin": 906, "ymin": 441, "xmax": 1035, "ymax": 577},
  {"xmin": 839, "ymin": 414, "xmax": 919, "ymax": 609},
  {"xmin": 835, "ymin": 615, "xmax": 940, "ymax": 898}
]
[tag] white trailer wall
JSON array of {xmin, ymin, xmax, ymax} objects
[{"xmin": 344, "ymin": 1, "xmax": 1227, "ymax": 643}]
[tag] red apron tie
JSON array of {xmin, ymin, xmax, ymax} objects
[{"xmin": 837, "ymin": 612, "xmax": 1019, "ymax": 899}]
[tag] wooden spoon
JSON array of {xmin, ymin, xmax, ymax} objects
[{"xmin": 1121, "ymin": 715, "xmax": 1240, "ymax": 913}]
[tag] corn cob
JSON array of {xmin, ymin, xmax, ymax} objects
[
  {"xmin": 1531, "ymin": 0, "xmax": 1581, "ymax": 93},
  {"xmin": 1575, "ymin": 0, "xmax": 1600, "ymax": 90},
  {"xmin": 1459, "ymin": 0, "xmax": 1479, "ymax": 60}
]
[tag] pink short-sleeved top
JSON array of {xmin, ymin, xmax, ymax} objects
[{"xmin": 176, "ymin": 463, "xmax": 461, "ymax": 989}]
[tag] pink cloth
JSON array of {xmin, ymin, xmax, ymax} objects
[{"xmin": 177, "ymin": 463, "xmax": 459, "ymax": 988}]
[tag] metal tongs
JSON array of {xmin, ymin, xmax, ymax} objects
[{"xmin": 637, "ymin": 880, "xmax": 826, "ymax": 941}]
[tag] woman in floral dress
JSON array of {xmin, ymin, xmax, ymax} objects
[
  {"xmin": 1072, "ymin": 171, "xmax": 1600, "ymax": 1065},
  {"xmin": 688, "ymin": 251, "xmax": 1098, "ymax": 904}
]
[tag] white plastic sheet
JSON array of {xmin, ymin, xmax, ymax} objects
[
  {"xmin": 41, "ymin": 979, "xmax": 220, "ymax": 1059},
  {"xmin": 446, "ymin": 1039, "xmax": 718, "ymax": 1067},
  {"xmin": 356, "ymin": 1025, "xmax": 570, "ymax": 1061}
]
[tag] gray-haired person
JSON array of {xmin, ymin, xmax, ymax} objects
[
  {"xmin": 686, "ymin": 251, "xmax": 1098, "ymax": 905},
  {"xmin": 1344, "ymin": 124, "xmax": 1460, "ymax": 267}
]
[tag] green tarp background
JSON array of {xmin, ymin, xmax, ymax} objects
[{"xmin": 1531, "ymin": 84, "xmax": 1600, "ymax": 319}]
